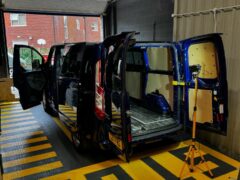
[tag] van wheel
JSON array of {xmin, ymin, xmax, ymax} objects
[
  {"xmin": 42, "ymin": 91, "xmax": 57, "ymax": 117},
  {"xmin": 72, "ymin": 132, "xmax": 89, "ymax": 152}
]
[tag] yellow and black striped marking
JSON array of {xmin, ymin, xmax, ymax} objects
[
  {"xmin": 42, "ymin": 140, "xmax": 240, "ymax": 180},
  {"xmin": 58, "ymin": 105, "xmax": 77, "ymax": 121},
  {"xmin": 0, "ymin": 102, "xmax": 63, "ymax": 180},
  {"xmin": 1, "ymin": 102, "xmax": 239, "ymax": 180}
]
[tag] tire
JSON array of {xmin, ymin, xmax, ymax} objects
[{"xmin": 42, "ymin": 90, "xmax": 58, "ymax": 117}]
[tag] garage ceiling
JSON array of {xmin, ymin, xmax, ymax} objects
[{"xmin": 1, "ymin": 0, "xmax": 110, "ymax": 15}]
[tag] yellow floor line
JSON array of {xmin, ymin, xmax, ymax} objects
[
  {"xmin": 101, "ymin": 174, "xmax": 118, "ymax": 180},
  {"xmin": 1, "ymin": 125, "xmax": 41, "ymax": 134},
  {"xmin": 1, "ymin": 116, "xmax": 35, "ymax": 124},
  {"xmin": 3, "ymin": 151, "xmax": 57, "ymax": 168},
  {"xmin": 1, "ymin": 112, "xmax": 32, "ymax": 119},
  {"xmin": 52, "ymin": 117, "xmax": 72, "ymax": 142},
  {"xmin": 65, "ymin": 113, "xmax": 77, "ymax": 117},
  {"xmin": 1, "ymin": 121, "xmax": 38, "ymax": 129},
  {"xmin": 64, "ymin": 113, "xmax": 76, "ymax": 115},
  {"xmin": 41, "ymin": 140, "xmax": 240, "ymax": 180},
  {"xmin": 0, "ymin": 131, "xmax": 44, "ymax": 142},
  {"xmin": 121, "ymin": 159, "xmax": 165, "ymax": 179},
  {"xmin": 62, "ymin": 110, "xmax": 77, "ymax": 113},
  {"xmin": 41, "ymin": 159, "xmax": 122, "ymax": 180},
  {"xmin": 1, "ymin": 106, "xmax": 22, "ymax": 111},
  {"xmin": 2, "ymin": 143, "xmax": 52, "ymax": 158},
  {"xmin": 1, "ymin": 136, "xmax": 48, "ymax": 148},
  {"xmin": 3, "ymin": 161, "xmax": 63, "ymax": 180},
  {"xmin": 0, "ymin": 101, "xmax": 19, "ymax": 106},
  {"xmin": 0, "ymin": 109, "xmax": 30, "ymax": 115},
  {"xmin": 0, "ymin": 104, "xmax": 21, "ymax": 109}
]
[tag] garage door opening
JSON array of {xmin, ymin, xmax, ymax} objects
[{"xmin": 4, "ymin": 12, "xmax": 103, "ymax": 98}]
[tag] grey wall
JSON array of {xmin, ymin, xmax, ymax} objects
[
  {"xmin": 116, "ymin": 0, "xmax": 173, "ymax": 41},
  {"xmin": 173, "ymin": 0, "xmax": 240, "ymax": 160}
]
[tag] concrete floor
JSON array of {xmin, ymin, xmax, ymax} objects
[{"xmin": 0, "ymin": 102, "xmax": 239, "ymax": 180}]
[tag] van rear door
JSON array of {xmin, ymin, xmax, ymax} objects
[
  {"xmin": 180, "ymin": 34, "xmax": 228, "ymax": 134},
  {"xmin": 103, "ymin": 32, "xmax": 136, "ymax": 161}
]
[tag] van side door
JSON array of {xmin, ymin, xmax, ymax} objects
[
  {"xmin": 181, "ymin": 34, "xmax": 228, "ymax": 134},
  {"xmin": 13, "ymin": 45, "xmax": 46, "ymax": 109}
]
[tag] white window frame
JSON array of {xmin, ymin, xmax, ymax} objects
[
  {"xmin": 12, "ymin": 40, "xmax": 28, "ymax": 48},
  {"xmin": 10, "ymin": 13, "xmax": 27, "ymax": 27},
  {"xmin": 91, "ymin": 22, "xmax": 98, "ymax": 32},
  {"xmin": 63, "ymin": 16, "xmax": 68, "ymax": 39},
  {"xmin": 76, "ymin": 19, "xmax": 80, "ymax": 30}
]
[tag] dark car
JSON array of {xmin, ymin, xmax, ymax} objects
[{"xmin": 13, "ymin": 32, "xmax": 228, "ymax": 161}]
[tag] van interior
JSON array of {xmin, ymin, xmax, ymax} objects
[{"xmin": 124, "ymin": 47, "xmax": 179, "ymax": 138}]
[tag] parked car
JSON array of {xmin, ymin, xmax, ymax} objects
[{"xmin": 13, "ymin": 32, "xmax": 228, "ymax": 161}]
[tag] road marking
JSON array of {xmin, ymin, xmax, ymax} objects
[
  {"xmin": 2, "ymin": 143, "xmax": 52, "ymax": 158},
  {"xmin": 1, "ymin": 136, "xmax": 48, "ymax": 148},
  {"xmin": 1, "ymin": 112, "xmax": 33, "ymax": 119},
  {"xmin": 1, "ymin": 125, "xmax": 40, "ymax": 134},
  {"xmin": 3, "ymin": 161, "xmax": 63, "ymax": 179},
  {"xmin": 1, "ymin": 121, "xmax": 38, "ymax": 129},
  {"xmin": 0, "ymin": 131, "xmax": 44, "ymax": 142},
  {"xmin": 3, "ymin": 151, "xmax": 57, "ymax": 168},
  {"xmin": 1, "ymin": 116, "xmax": 35, "ymax": 124}
]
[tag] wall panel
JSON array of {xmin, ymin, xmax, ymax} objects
[{"xmin": 116, "ymin": 0, "xmax": 173, "ymax": 41}]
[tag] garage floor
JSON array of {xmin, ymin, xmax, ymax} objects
[{"xmin": 0, "ymin": 102, "xmax": 239, "ymax": 180}]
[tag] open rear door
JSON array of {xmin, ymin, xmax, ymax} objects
[
  {"xmin": 13, "ymin": 45, "xmax": 46, "ymax": 109},
  {"xmin": 181, "ymin": 34, "xmax": 228, "ymax": 134},
  {"xmin": 103, "ymin": 32, "xmax": 136, "ymax": 161}
]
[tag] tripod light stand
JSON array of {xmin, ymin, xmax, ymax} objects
[{"xmin": 179, "ymin": 65, "xmax": 214, "ymax": 179}]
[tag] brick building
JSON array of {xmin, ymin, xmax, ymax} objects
[{"xmin": 4, "ymin": 13, "xmax": 102, "ymax": 55}]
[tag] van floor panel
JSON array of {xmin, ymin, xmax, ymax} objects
[{"xmin": 130, "ymin": 103, "xmax": 177, "ymax": 135}]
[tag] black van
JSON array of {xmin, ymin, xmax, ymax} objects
[{"xmin": 13, "ymin": 32, "xmax": 228, "ymax": 161}]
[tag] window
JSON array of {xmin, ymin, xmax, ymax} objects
[
  {"xmin": 10, "ymin": 14, "xmax": 26, "ymax": 26},
  {"xmin": 91, "ymin": 22, "xmax": 98, "ymax": 32},
  {"xmin": 76, "ymin": 19, "xmax": 80, "ymax": 30},
  {"xmin": 19, "ymin": 47, "xmax": 42, "ymax": 71},
  {"xmin": 63, "ymin": 16, "xmax": 68, "ymax": 39},
  {"xmin": 126, "ymin": 50, "xmax": 144, "ymax": 66},
  {"xmin": 12, "ymin": 40, "xmax": 28, "ymax": 48}
]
